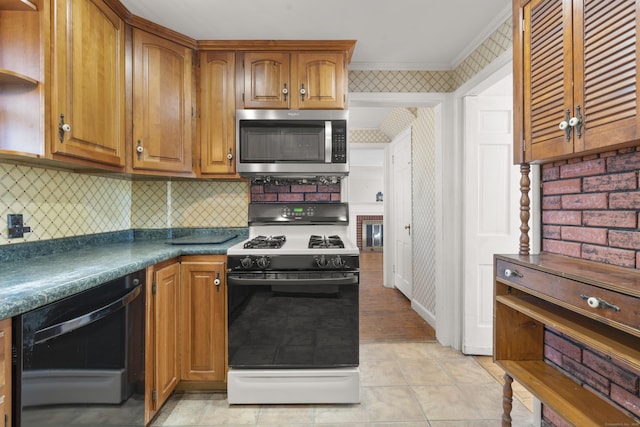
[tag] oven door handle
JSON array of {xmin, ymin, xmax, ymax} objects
[
  {"xmin": 227, "ymin": 273, "xmax": 359, "ymax": 286},
  {"xmin": 33, "ymin": 285, "xmax": 142, "ymax": 345}
]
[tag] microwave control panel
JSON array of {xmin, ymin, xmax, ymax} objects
[{"xmin": 331, "ymin": 122, "xmax": 347, "ymax": 163}]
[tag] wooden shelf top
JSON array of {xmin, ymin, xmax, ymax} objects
[
  {"xmin": 497, "ymin": 360, "xmax": 638, "ymax": 427},
  {"xmin": 0, "ymin": 0, "xmax": 37, "ymax": 11},
  {"xmin": 0, "ymin": 69, "xmax": 38, "ymax": 86}
]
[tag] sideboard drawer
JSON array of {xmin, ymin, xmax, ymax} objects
[{"xmin": 496, "ymin": 259, "xmax": 640, "ymax": 332}]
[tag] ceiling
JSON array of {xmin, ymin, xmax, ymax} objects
[{"xmin": 119, "ymin": 0, "xmax": 512, "ymax": 129}]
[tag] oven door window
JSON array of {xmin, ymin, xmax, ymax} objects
[
  {"xmin": 228, "ymin": 278, "xmax": 358, "ymax": 368},
  {"xmin": 239, "ymin": 120, "xmax": 326, "ymax": 162}
]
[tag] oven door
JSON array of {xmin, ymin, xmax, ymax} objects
[{"xmin": 227, "ymin": 270, "xmax": 359, "ymax": 369}]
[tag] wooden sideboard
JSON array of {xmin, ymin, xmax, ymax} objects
[{"xmin": 494, "ymin": 253, "xmax": 640, "ymax": 427}]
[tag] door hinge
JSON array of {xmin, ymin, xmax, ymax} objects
[
  {"xmin": 521, "ymin": 18, "xmax": 525, "ymax": 33},
  {"xmin": 152, "ymin": 281, "xmax": 157, "ymax": 295},
  {"xmin": 522, "ymin": 139, "xmax": 526, "ymax": 152},
  {"xmin": 4, "ymin": 413, "xmax": 8, "ymax": 427},
  {"xmin": 152, "ymin": 389, "xmax": 157, "ymax": 402},
  {"xmin": 242, "ymin": 93, "xmax": 245, "ymax": 102}
]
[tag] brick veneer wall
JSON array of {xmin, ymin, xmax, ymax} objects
[
  {"xmin": 541, "ymin": 146, "xmax": 640, "ymax": 426},
  {"xmin": 542, "ymin": 328, "xmax": 640, "ymax": 423},
  {"xmin": 541, "ymin": 147, "xmax": 640, "ymax": 268},
  {"xmin": 356, "ymin": 215, "xmax": 383, "ymax": 249},
  {"xmin": 250, "ymin": 183, "xmax": 341, "ymax": 203}
]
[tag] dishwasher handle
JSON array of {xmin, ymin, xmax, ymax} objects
[{"xmin": 34, "ymin": 284, "xmax": 142, "ymax": 345}]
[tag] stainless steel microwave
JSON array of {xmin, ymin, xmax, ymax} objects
[{"xmin": 236, "ymin": 109, "xmax": 349, "ymax": 177}]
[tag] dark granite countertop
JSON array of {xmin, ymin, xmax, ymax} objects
[{"xmin": 0, "ymin": 228, "xmax": 248, "ymax": 319}]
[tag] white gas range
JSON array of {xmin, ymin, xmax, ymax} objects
[{"xmin": 226, "ymin": 203, "xmax": 360, "ymax": 405}]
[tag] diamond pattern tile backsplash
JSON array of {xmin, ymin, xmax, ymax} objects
[
  {"xmin": 1, "ymin": 162, "xmax": 131, "ymax": 244},
  {"xmin": 0, "ymin": 162, "xmax": 249, "ymax": 245}
]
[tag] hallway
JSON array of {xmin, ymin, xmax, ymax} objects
[{"xmin": 359, "ymin": 251, "xmax": 436, "ymax": 343}]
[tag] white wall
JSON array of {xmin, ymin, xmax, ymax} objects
[{"xmin": 346, "ymin": 144, "xmax": 385, "ymax": 245}]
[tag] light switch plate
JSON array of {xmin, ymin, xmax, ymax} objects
[{"xmin": 8, "ymin": 213, "xmax": 24, "ymax": 238}]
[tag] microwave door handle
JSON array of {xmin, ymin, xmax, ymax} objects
[
  {"xmin": 325, "ymin": 121, "xmax": 332, "ymax": 163},
  {"xmin": 33, "ymin": 285, "xmax": 142, "ymax": 345}
]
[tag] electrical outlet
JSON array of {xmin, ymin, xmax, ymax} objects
[{"xmin": 8, "ymin": 214, "xmax": 29, "ymax": 238}]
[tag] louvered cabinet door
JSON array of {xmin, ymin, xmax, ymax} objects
[
  {"xmin": 524, "ymin": 0, "xmax": 575, "ymax": 162},
  {"xmin": 574, "ymin": 0, "xmax": 640, "ymax": 152}
]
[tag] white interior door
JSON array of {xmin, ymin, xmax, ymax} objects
[
  {"xmin": 392, "ymin": 130, "xmax": 412, "ymax": 299},
  {"xmin": 462, "ymin": 94, "xmax": 519, "ymax": 355}
]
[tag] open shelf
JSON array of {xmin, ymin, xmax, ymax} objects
[
  {"xmin": 0, "ymin": 0, "xmax": 36, "ymax": 11},
  {"xmin": 496, "ymin": 294, "xmax": 640, "ymax": 371},
  {"xmin": 0, "ymin": 68, "xmax": 38, "ymax": 86},
  {"xmin": 497, "ymin": 360, "xmax": 637, "ymax": 427}
]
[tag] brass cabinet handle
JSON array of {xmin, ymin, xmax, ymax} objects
[
  {"xmin": 214, "ymin": 272, "xmax": 221, "ymax": 287},
  {"xmin": 282, "ymin": 83, "xmax": 288, "ymax": 101}
]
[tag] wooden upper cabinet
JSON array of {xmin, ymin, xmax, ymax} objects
[
  {"xmin": 241, "ymin": 51, "xmax": 347, "ymax": 110},
  {"xmin": 518, "ymin": 0, "xmax": 640, "ymax": 163},
  {"xmin": 198, "ymin": 51, "xmax": 236, "ymax": 175},
  {"xmin": 243, "ymin": 52, "xmax": 290, "ymax": 109},
  {"xmin": 51, "ymin": 0, "xmax": 125, "ymax": 167},
  {"xmin": 295, "ymin": 52, "xmax": 345, "ymax": 109},
  {"xmin": 132, "ymin": 29, "xmax": 193, "ymax": 173}
]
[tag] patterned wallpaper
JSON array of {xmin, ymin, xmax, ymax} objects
[
  {"xmin": 411, "ymin": 108, "xmax": 437, "ymax": 317},
  {"xmin": 0, "ymin": 162, "xmax": 249, "ymax": 245},
  {"xmin": 349, "ymin": 129, "xmax": 390, "ymax": 143},
  {"xmin": 349, "ymin": 18, "xmax": 512, "ymax": 93}
]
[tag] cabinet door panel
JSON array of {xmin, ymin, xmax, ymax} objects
[
  {"xmin": 154, "ymin": 262, "xmax": 180, "ymax": 408},
  {"xmin": 180, "ymin": 261, "xmax": 226, "ymax": 382},
  {"xmin": 295, "ymin": 52, "xmax": 345, "ymax": 109},
  {"xmin": 133, "ymin": 29, "xmax": 192, "ymax": 172},
  {"xmin": 576, "ymin": 0, "xmax": 640, "ymax": 152},
  {"xmin": 525, "ymin": 0, "xmax": 574, "ymax": 161},
  {"xmin": 199, "ymin": 51, "xmax": 235, "ymax": 174},
  {"xmin": 243, "ymin": 52, "xmax": 290, "ymax": 109},
  {"xmin": 0, "ymin": 318, "xmax": 10, "ymax": 427},
  {"xmin": 52, "ymin": 0, "xmax": 125, "ymax": 166}
]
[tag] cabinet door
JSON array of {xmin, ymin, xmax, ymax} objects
[
  {"xmin": 199, "ymin": 51, "xmax": 236, "ymax": 175},
  {"xmin": 180, "ymin": 260, "xmax": 226, "ymax": 382},
  {"xmin": 574, "ymin": 0, "xmax": 640, "ymax": 153},
  {"xmin": 0, "ymin": 318, "xmax": 11, "ymax": 427},
  {"xmin": 133, "ymin": 29, "xmax": 193, "ymax": 173},
  {"xmin": 153, "ymin": 262, "xmax": 180, "ymax": 409},
  {"xmin": 294, "ymin": 52, "xmax": 346, "ymax": 109},
  {"xmin": 51, "ymin": 0, "xmax": 125, "ymax": 166},
  {"xmin": 243, "ymin": 52, "xmax": 290, "ymax": 109},
  {"xmin": 523, "ymin": 0, "xmax": 574, "ymax": 162}
]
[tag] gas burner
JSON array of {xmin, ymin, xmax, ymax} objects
[
  {"xmin": 244, "ymin": 235, "xmax": 286, "ymax": 249},
  {"xmin": 308, "ymin": 235, "xmax": 345, "ymax": 249}
]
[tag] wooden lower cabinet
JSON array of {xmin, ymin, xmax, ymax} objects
[
  {"xmin": 180, "ymin": 256, "xmax": 227, "ymax": 383},
  {"xmin": 0, "ymin": 318, "xmax": 11, "ymax": 427},
  {"xmin": 145, "ymin": 259, "xmax": 180, "ymax": 425}
]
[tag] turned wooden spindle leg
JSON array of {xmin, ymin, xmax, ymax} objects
[
  {"xmin": 519, "ymin": 163, "xmax": 531, "ymax": 256},
  {"xmin": 502, "ymin": 373, "xmax": 514, "ymax": 427}
]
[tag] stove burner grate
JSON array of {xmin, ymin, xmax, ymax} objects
[
  {"xmin": 244, "ymin": 235, "xmax": 286, "ymax": 249},
  {"xmin": 308, "ymin": 235, "xmax": 345, "ymax": 249}
]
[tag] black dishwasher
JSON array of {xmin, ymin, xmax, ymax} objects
[{"xmin": 13, "ymin": 269, "xmax": 146, "ymax": 427}]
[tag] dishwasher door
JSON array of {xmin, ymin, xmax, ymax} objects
[{"xmin": 13, "ymin": 269, "xmax": 146, "ymax": 427}]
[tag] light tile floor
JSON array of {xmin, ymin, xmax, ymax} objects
[{"xmin": 151, "ymin": 342, "xmax": 534, "ymax": 426}]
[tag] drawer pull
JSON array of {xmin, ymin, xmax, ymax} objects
[
  {"xmin": 579, "ymin": 294, "xmax": 620, "ymax": 312},
  {"xmin": 504, "ymin": 269, "xmax": 523, "ymax": 278}
]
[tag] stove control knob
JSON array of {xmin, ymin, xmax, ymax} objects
[
  {"xmin": 315, "ymin": 255, "xmax": 328, "ymax": 268},
  {"xmin": 332, "ymin": 255, "xmax": 344, "ymax": 268},
  {"xmin": 256, "ymin": 256, "xmax": 271, "ymax": 269},
  {"xmin": 240, "ymin": 256, "xmax": 253, "ymax": 269}
]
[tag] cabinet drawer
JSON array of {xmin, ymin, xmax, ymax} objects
[{"xmin": 496, "ymin": 260, "xmax": 640, "ymax": 332}]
